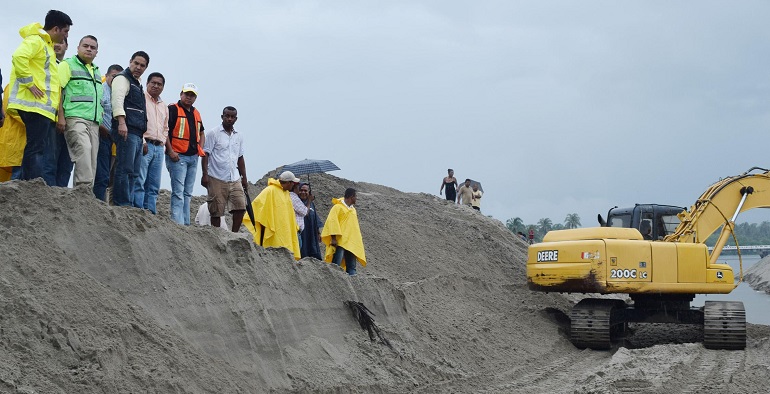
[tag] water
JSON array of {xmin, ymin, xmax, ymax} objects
[{"xmin": 693, "ymin": 254, "xmax": 770, "ymax": 325}]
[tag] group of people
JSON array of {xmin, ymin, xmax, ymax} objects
[
  {"xmin": 0, "ymin": 10, "xmax": 247, "ymax": 229},
  {"xmin": 244, "ymin": 172, "xmax": 367, "ymax": 275},
  {"xmin": 0, "ymin": 10, "xmax": 368, "ymax": 276},
  {"xmin": 439, "ymin": 168, "xmax": 483, "ymax": 212}
]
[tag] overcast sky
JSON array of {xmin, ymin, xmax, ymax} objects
[{"xmin": 3, "ymin": 1, "xmax": 770, "ymax": 226}]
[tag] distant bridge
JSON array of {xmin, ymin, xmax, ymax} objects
[{"xmin": 707, "ymin": 245, "xmax": 770, "ymax": 252}]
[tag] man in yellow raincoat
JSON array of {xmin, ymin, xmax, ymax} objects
[
  {"xmin": 321, "ymin": 188, "xmax": 367, "ymax": 275},
  {"xmin": 242, "ymin": 171, "xmax": 301, "ymax": 260}
]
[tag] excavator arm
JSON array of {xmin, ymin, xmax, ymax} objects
[{"xmin": 664, "ymin": 167, "xmax": 770, "ymax": 264}]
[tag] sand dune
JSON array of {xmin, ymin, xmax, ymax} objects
[{"xmin": 1, "ymin": 175, "xmax": 769, "ymax": 393}]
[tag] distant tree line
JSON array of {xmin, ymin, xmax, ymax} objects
[
  {"xmin": 505, "ymin": 213, "xmax": 581, "ymax": 242},
  {"xmin": 505, "ymin": 216, "xmax": 770, "ymax": 248},
  {"xmin": 705, "ymin": 221, "xmax": 770, "ymax": 247}
]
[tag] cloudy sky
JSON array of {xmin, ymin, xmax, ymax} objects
[{"xmin": 3, "ymin": 1, "xmax": 770, "ymax": 226}]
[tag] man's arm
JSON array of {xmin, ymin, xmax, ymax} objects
[
  {"xmin": 200, "ymin": 154, "xmax": 209, "ymax": 188},
  {"xmin": 237, "ymin": 156, "xmax": 248, "ymax": 190},
  {"xmin": 11, "ymin": 38, "xmax": 45, "ymax": 99},
  {"xmin": 166, "ymin": 105, "xmax": 179, "ymax": 162},
  {"xmin": 111, "ymin": 75, "xmax": 130, "ymax": 140}
]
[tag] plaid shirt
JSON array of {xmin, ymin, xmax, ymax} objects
[{"xmin": 290, "ymin": 192, "xmax": 308, "ymax": 231}]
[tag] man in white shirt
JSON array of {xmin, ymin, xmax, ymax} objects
[{"xmin": 201, "ymin": 106, "xmax": 248, "ymax": 232}]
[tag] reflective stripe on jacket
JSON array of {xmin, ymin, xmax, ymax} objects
[
  {"xmin": 169, "ymin": 103, "xmax": 204, "ymax": 156},
  {"xmin": 62, "ymin": 56, "xmax": 103, "ymax": 123},
  {"xmin": 7, "ymin": 23, "xmax": 61, "ymax": 121}
]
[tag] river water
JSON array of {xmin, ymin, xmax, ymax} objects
[{"xmin": 693, "ymin": 254, "xmax": 770, "ymax": 325}]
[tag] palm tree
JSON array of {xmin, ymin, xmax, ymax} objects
[
  {"xmin": 537, "ymin": 218, "xmax": 553, "ymax": 237},
  {"xmin": 506, "ymin": 217, "xmax": 525, "ymax": 234},
  {"xmin": 564, "ymin": 213, "xmax": 582, "ymax": 229}
]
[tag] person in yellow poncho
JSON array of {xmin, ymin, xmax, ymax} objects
[
  {"xmin": 321, "ymin": 188, "xmax": 367, "ymax": 275},
  {"xmin": 242, "ymin": 171, "xmax": 301, "ymax": 260},
  {"xmin": 0, "ymin": 83, "xmax": 25, "ymax": 182}
]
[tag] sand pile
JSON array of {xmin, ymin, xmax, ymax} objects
[
  {"xmin": 1, "ymin": 175, "xmax": 770, "ymax": 393},
  {"xmin": 745, "ymin": 255, "xmax": 770, "ymax": 294}
]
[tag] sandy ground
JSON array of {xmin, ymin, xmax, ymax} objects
[{"xmin": 1, "ymin": 175, "xmax": 770, "ymax": 393}]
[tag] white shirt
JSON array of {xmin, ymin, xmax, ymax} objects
[{"xmin": 203, "ymin": 124, "xmax": 244, "ymax": 182}]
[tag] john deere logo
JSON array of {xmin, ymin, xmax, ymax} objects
[{"xmin": 717, "ymin": 271, "xmax": 724, "ymax": 279}]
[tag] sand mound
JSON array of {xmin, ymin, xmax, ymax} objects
[
  {"xmin": 745, "ymin": 255, "xmax": 770, "ymax": 294},
  {"xmin": 1, "ymin": 175, "xmax": 769, "ymax": 393}
]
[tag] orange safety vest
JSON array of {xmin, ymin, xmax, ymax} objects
[{"xmin": 169, "ymin": 103, "xmax": 205, "ymax": 156}]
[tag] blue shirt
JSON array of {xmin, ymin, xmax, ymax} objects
[{"xmin": 101, "ymin": 81, "xmax": 112, "ymax": 129}]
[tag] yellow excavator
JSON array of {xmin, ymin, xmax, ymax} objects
[{"xmin": 527, "ymin": 167, "xmax": 770, "ymax": 350}]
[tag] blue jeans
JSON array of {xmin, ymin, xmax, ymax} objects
[
  {"xmin": 133, "ymin": 143, "xmax": 164, "ymax": 214},
  {"xmin": 10, "ymin": 166, "xmax": 22, "ymax": 180},
  {"xmin": 48, "ymin": 129, "xmax": 73, "ymax": 187},
  {"xmin": 93, "ymin": 134, "xmax": 112, "ymax": 201},
  {"xmin": 332, "ymin": 246, "xmax": 357, "ymax": 275},
  {"xmin": 112, "ymin": 131, "xmax": 143, "ymax": 207},
  {"xmin": 166, "ymin": 154, "xmax": 198, "ymax": 225},
  {"xmin": 18, "ymin": 110, "xmax": 55, "ymax": 185}
]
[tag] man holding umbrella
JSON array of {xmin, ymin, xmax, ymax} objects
[{"xmin": 201, "ymin": 106, "xmax": 248, "ymax": 232}]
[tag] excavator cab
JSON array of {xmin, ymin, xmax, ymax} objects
[{"xmin": 599, "ymin": 204, "xmax": 685, "ymax": 240}]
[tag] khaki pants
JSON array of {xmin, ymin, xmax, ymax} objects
[{"xmin": 64, "ymin": 118, "xmax": 100, "ymax": 187}]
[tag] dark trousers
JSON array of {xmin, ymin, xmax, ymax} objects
[
  {"xmin": 48, "ymin": 130, "xmax": 72, "ymax": 187},
  {"xmin": 18, "ymin": 110, "xmax": 55, "ymax": 185},
  {"xmin": 93, "ymin": 134, "xmax": 113, "ymax": 201}
]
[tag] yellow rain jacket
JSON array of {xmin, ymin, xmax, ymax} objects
[
  {"xmin": 7, "ymin": 23, "xmax": 61, "ymax": 121},
  {"xmin": 242, "ymin": 179, "xmax": 301, "ymax": 260},
  {"xmin": 321, "ymin": 197, "xmax": 367, "ymax": 270},
  {"xmin": 0, "ymin": 84, "xmax": 26, "ymax": 181}
]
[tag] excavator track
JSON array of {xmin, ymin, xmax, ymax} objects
[
  {"xmin": 569, "ymin": 299, "xmax": 627, "ymax": 350},
  {"xmin": 703, "ymin": 301, "xmax": 746, "ymax": 350}
]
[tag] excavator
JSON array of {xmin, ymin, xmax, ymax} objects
[{"xmin": 527, "ymin": 167, "xmax": 770, "ymax": 350}]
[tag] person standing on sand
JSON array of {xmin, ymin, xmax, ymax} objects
[
  {"xmin": 50, "ymin": 36, "xmax": 74, "ymax": 187},
  {"xmin": 456, "ymin": 178, "xmax": 473, "ymax": 206},
  {"xmin": 290, "ymin": 182, "xmax": 308, "ymax": 248},
  {"xmin": 242, "ymin": 171, "xmax": 301, "ymax": 259},
  {"xmin": 298, "ymin": 182, "xmax": 324, "ymax": 260},
  {"xmin": 439, "ymin": 168, "xmax": 457, "ymax": 202},
  {"xmin": 93, "ymin": 64, "xmax": 123, "ymax": 201},
  {"xmin": 111, "ymin": 51, "xmax": 150, "ymax": 207},
  {"xmin": 133, "ymin": 72, "xmax": 168, "ymax": 213},
  {"xmin": 201, "ymin": 106, "xmax": 248, "ymax": 233},
  {"xmin": 8, "ymin": 10, "xmax": 72, "ymax": 185},
  {"xmin": 57, "ymin": 35, "xmax": 103, "ymax": 190},
  {"xmin": 470, "ymin": 183, "xmax": 482, "ymax": 212},
  {"xmin": 166, "ymin": 83, "xmax": 205, "ymax": 225},
  {"xmin": 322, "ymin": 188, "xmax": 367, "ymax": 276}
]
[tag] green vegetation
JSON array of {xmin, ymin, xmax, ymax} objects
[
  {"xmin": 505, "ymin": 215, "xmax": 770, "ymax": 249},
  {"xmin": 705, "ymin": 221, "xmax": 770, "ymax": 247},
  {"xmin": 505, "ymin": 213, "xmax": 582, "ymax": 242}
]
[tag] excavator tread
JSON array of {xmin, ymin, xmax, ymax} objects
[
  {"xmin": 703, "ymin": 301, "xmax": 746, "ymax": 350},
  {"xmin": 569, "ymin": 298, "xmax": 626, "ymax": 350}
]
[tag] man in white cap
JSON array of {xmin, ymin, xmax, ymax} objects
[
  {"xmin": 242, "ymin": 170, "xmax": 301, "ymax": 260},
  {"xmin": 166, "ymin": 82, "xmax": 205, "ymax": 225}
]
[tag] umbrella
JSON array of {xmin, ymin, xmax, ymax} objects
[
  {"xmin": 244, "ymin": 188, "xmax": 257, "ymax": 232},
  {"xmin": 282, "ymin": 159, "xmax": 340, "ymax": 181},
  {"xmin": 283, "ymin": 159, "xmax": 340, "ymax": 176},
  {"xmin": 468, "ymin": 179, "xmax": 484, "ymax": 193}
]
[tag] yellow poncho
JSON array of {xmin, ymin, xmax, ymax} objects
[
  {"xmin": 242, "ymin": 179, "xmax": 300, "ymax": 260},
  {"xmin": 321, "ymin": 198, "xmax": 367, "ymax": 270},
  {"xmin": 0, "ymin": 84, "xmax": 26, "ymax": 181}
]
